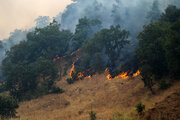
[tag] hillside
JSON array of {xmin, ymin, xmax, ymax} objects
[{"xmin": 13, "ymin": 71, "xmax": 180, "ymax": 120}]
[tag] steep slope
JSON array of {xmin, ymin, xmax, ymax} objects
[
  {"xmin": 141, "ymin": 89, "xmax": 180, "ymax": 120},
  {"xmin": 13, "ymin": 71, "xmax": 180, "ymax": 120}
]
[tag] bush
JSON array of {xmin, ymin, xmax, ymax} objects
[
  {"xmin": 51, "ymin": 86, "xmax": 64, "ymax": 94},
  {"xmin": 159, "ymin": 80, "xmax": 171, "ymax": 90},
  {"xmin": 135, "ymin": 102, "xmax": 145, "ymax": 115},
  {"xmin": 0, "ymin": 94, "xmax": 19, "ymax": 119},
  {"xmin": 89, "ymin": 111, "xmax": 96, "ymax": 120},
  {"xmin": 66, "ymin": 78, "xmax": 74, "ymax": 84}
]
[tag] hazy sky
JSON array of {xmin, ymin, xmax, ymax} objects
[{"xmin": 0, "ymin": 0, "xmax": 72, "ymax": 40}]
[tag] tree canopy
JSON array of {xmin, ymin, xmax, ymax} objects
[{"xmin": 136, "ymin": 5, "xmax": 180, "ymax": 91}]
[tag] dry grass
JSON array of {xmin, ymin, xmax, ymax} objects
[{"xmin": 11, "ymin": 71, "xmax": 180, "ymax": 120}]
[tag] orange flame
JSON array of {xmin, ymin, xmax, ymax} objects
[
  {"xmin": 114, "ymin": 72, "xmax": 129, "ymax": 79},
  {"xmin": 107, "ymin": 74, "xmax": 113, "ymax": 80},
  {"xmin": 106, "ymin": 68, "xmax": 141, "ymax": 80},
  {"xmin": 132, "ymin": 70, "xmax": 141, "ymax": 77},
  {"xmin": 77, "ymin": 72, "xmax": 84, "ymax": 79},
  {"xmin": 70, "ymin": 63, "xmax": 75, "ymax": 78},
  {"xmin": 85, "ymin": 75, "xmax": 92, "ymax": 79}
]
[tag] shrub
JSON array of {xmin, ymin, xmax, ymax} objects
[
  {"xmin": 51, "ymin": 86, "xmax": 64, "ymax": 94},
  {"xmin": 135, "ymin": 102, "xmax": 145, "ymax": 115},
  {"xmin": 66, "ymin": 78, "xmax": 74, "ymax": 84},
  {"xmin": 0, "ymin": 94, "xmax": 19, "ymax": 119},
  {"xmin": 89, "ymin": 111, "xmax": 96, "ymax": 120},
  {"xmin": 159, "ymin": 80, "xmax": 171, "ymax": 90}
]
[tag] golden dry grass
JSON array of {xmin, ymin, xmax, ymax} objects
[{"xmin": 12, "ymin": 72, "xmax": 180, "ymax": 120}]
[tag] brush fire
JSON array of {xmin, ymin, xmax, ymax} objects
[
  {"xmin": 105, "ymin": 68, "xmax": 140, "ymax": 80},
  {"xmin": 53, "ymin": 49, "xmax": 140, "ymax": 81}
]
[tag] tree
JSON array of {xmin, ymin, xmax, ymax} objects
[
  {"xmin": 163, "ymin": 19, "xmax": 180, "ymax": 77},
  {"xmin": 0, "ymin": 94, "xmax": 19, "ymax": 120},
  {"xmin": 136, "ymin": 21, "xmax": 170, "ymax": 91},
  {"xmin": 72, "ymin": 17, "xmax": 102, "ymax": 50},
  {"xmin": 136, "ymin": 5, "xmax": 180, "ymax": 91},
  {"xmin": 161, "ymin": 5, "xmax": 180, "ymax": 23},
  {"xmin": 83, "ymin": 25, "xmax": 129, "ymax": 69},
  {"xmin": 2, "ymin": 21, "xmax": 67, "ymax": 100},
  {"xmin": 36, "ymin": 57, "xmax": 58, "ymax": 92}
]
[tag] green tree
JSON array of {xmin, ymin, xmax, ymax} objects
[
  {"xmin": 161, "ymin": 5, "xmax": 180, "ymax": 23},
  {"xmin": 72, "ymin": 17, "xmax": 102, "ymax": 50},
  {"xmin": 2, "ymin": 21, "xmax": 67, "ymax": 100},
  {"xmin": 136, "ymin": 5, "xmax": 180, "ymax": 91},
  {"xmin": 36, "ymin": 57, "xmax": 58, "ymax": 92},
  {"xmin": 83, "ymin": 25, "xmax": 129, "ymax": 69},
  {"xmin": 136, "ymin": 21, "xmax": 170, "ymax": 91},
  {"xmin": 0, "ymin": 94, "xmax": 19, "ymax": 120},
  {"xmin": 164, "ymin": 19, "xmax": 180, "ymax": 77}
]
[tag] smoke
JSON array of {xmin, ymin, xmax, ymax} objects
[
  {"xmin": 57, "ymin": 0, "xmax": 179, "ymax": 37},
  {"xmin": 55, "ymin": 0, "xmax": 180, "ymax": 71}
]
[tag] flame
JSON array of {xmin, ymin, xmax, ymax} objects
[
  {"xmin": 105, "ymin": 68, "xmax": 113, "ymax": 80},
  {"xmin": 105, "ymin": 68, "xmax": 140, "ymax": 80},
  {"xmin": 77, "ymin": 72, "xmax": 84, "ymax": 79},
  {"xmin": 107, "ymin": 74, "xmax": 113, "ymax": 80},
  {"xmin": 114, "ymin": 72, "xmax": 129, "ymax": 79},
  {"xmin": 85, "ymin": 75, "xmax": 92, "ymax": 79},
  {"xmin": 132, "ymin": 70, "xmax": 140, "ymax": 77},
  {"xmin": 70, "ymin": 63, "xmax": 75, "ymax": 78}
]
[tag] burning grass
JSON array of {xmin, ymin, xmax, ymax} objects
[{"xmin": 105, "ymin": 68, "xmax": 140, "ymax": 80}]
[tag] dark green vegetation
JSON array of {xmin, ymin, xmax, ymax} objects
[
  {"xmin": 1, "ymin": 21, "xmax": 70, "ymax": 100},
  {"xmin": 0, "ymin": 93, "xmax": 19, "ymax": 120},
  {"xmin": 135, "ymin": 102, "xmax": 145, "ymax": 115},
  {"xmin": 136, "ymin": 5, "xmax": 180, "ymax": 92},
  {"xmin": 89, "ymin": 111, "xmax": 97, "ymax": 120},
  {"xmin": 82, "ymin": 25, "xmax": 129, "ymax": 71}
]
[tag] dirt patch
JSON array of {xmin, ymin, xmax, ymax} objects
[{"xmin": 141, "ymin": 90, "xmax": 180, "ymax": 120}]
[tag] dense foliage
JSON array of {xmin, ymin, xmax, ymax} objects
[
  {"xmin": 83, "ymin": 25, "xmax": 129, "ymax": 69},
  {"xmin": 1, "ymin": 21, "xmax": 70, "ymax": 100},
  {"xmin": 72, "ymin": 17, "xmax": 102, "ymax": 50},
  {"xmin": 136, "ymin": 5, "xmax": 180, "ymax": 91},
  {"xmin": 0, "ymin": 93, "xmax": 19, "ymax": 119}
]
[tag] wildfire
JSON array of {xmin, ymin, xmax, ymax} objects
[
  {"xmin": 70, "ymin": 63, "xmax": 75, "ymax": 77},
  {"xmin": 77, "ymin": 72, "xmax": 84, "ymax": 79},
  {"xmin": 107, "ymin": 74, "xmax": 113, "ymax": 80},
  {"xmin": 85, "ymin": 75, "xmax": 92, "ymax": 79},
  {"xmin": 70, "ymin": 63, "xmax": 94, "ymax": 79},
  {"xmin": 114, "ymin": 72, "xmax": 129, "ymax": 79},
  {"xmin": 132, "ymin": 70, "xmax": 141, "ymax": 77},
  {"xmin": 106, "ymin": 69, "xmax": 140, "ymax": 80}
]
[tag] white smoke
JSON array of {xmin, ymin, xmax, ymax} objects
[{"xmin": 56, "ymin": 0, "xmax": 180, "ymax": 36}]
